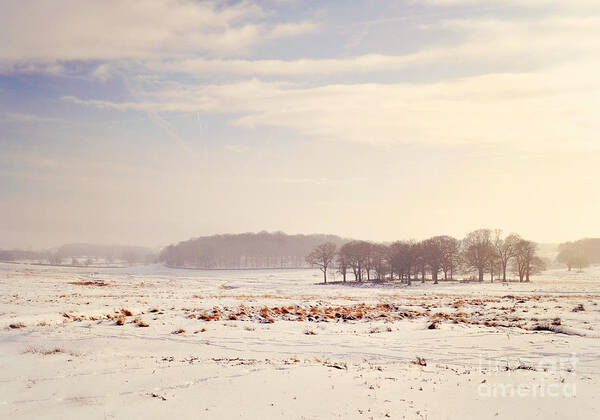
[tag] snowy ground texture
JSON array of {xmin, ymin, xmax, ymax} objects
[{"xmin": 1, "ymin": 263, "xmax": 599, "ymax": 419}]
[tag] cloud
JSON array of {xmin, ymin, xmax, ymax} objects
[
  {"xmin": 420, "ymin": 0, "xmax": 598, "ymax": 9},
  {"xmin": 95, "ymin": 12, "xmax": 600, "ymax": 80},
  {"xmin": 0, "ymin": 0, "xmax": 317, "ymax": 70},
  {"xmin": 0, "ymin": 111, "xmax": 61, "ymax": 124},
  {"xmin": 64, "ymin": 56, "xmax": 600, "ymax": 147}
]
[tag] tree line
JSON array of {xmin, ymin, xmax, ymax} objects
[
  {"xmin": 159, "ymin": 231, "xmax": 347, "ymax": 269},
  {"xmin": 306, "ymin": 229, "xmax": 545, "ymax": 284},
  {"xmin": 556, "ymin": 238, "xmax": 600, "ymax": 271},
  {"xmin": 0, "ymin": 244, "xmax": 155, "ymax": 266}
]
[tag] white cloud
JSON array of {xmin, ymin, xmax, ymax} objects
[
  {"xmin": 64, "ymin": 56, "xmax": 600, "ymax": 147},
  {"xmin": 98, "ymin": 12, "xmax": 600, "ymax": 80},
  {"xmin": 420, "ymin": 0, "xmax": 598, "ymax": 9},
  {"xmin": 0, "ymin": 0, "xmax": 316, "ymax": 67}
]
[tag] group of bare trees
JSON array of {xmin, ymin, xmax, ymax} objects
[{"xmin": 306, "ymin": 229, "xmax": 545, "ymax": 284}]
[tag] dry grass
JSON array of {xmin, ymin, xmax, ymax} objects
[
  {"xmin": 9, "ymin": 322, "xmax": 26, "ymax": 329},
  {"xmin": 172, "ymin": 328, "xmax": 185, "ymax": 334},
  {"xmin": 115, "ymin": 317, "xmax": 125, "ymax": 326},
  {"xmin": 427, "ymin": 320, "xmax": 440, "ymax": 329},
  {"xmin": 24, "ymin": 346, "xmax": 63, "ymax": 355},
  {"xmin": 69, "ymin": 281, "xmax": 108, "ymax": 287},
  {"xmin": 121, "ymin": 308, "xmax": 133, "ymax": 317},
  {"xmin": 23, "ymin": 346, "xmax": 81, "ymax": 356},
  {"xmin": 133, "ymin": 317, "xmax": 149, "ymax": 327}
]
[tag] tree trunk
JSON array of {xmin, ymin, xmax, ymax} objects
[
  {"xmin": 478, "ymin": 268, "xmax": 484, "ymax": 282},
  {"xmin": 323, "ymin": 269, "xmax": 327, "ymax": 284}
]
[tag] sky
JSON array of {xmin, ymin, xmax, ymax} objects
[{"xmin": 1, "ymin": 0, "xmax": 600, "ymax": 249}]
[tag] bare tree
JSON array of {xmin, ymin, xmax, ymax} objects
[
  {"xmin": 493, "ymin": 230, "xmax": 520, "ymax": 282},
  {"xmin": 487, "ymin": 251, "xmax": 500, "ymax": 282},
  {"xmin": 462, "ymin": 229, "xmax": 494, "ymax": 282},
  {"xmin": 339, "ymin": 241, "xmax": 373, "ymax": 282},
  {"xmin": 335, "ymin": 251, "xmax": 349, "ymax": 282},
  {"xmin": 306, "ymin": 242, "xmax": 338, "ymax": 283},
  {"xmin": 423, "ymin": 237, "xmax": 444, "ymax": 284},
  {"xmin": 438, "ymin": 236, "xmax": 459, "ymax": 281},
  {"xmin": 513, "ymin": 239, "xmax": 544, "ymax": 282},
  {"xmin": 386, "ymin": 241, "xmax": 416, "ymax": 284},
  {"xmin": 371, "ymin": 244, "xmax": 389, "ymax": 281},
  {"xmin": 360, "ymin": 241, "xmax": 374, "ymax": 281},
  {"xmin": 340, "ymin": 241, "xmax": 362, "ymax": 281}
]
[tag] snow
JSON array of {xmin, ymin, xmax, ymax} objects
[{"xmin": 1, "ymin": 262, "xmax": 599, "ymax": 419}]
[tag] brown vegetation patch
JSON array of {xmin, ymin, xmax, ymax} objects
[
  {"xmin": 69, "ymin": 281, "xmax": 108, "ymax": 287},
  {"xmin": 133, "ymin": 317, "xmax": 149, "ymax": 327}
]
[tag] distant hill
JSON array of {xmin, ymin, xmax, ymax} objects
[{"xmin": 159, "ymin": 231, "xmax": 347, "ymax": 269}]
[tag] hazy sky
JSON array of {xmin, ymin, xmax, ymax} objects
[{"xmin": 1, "ymin": 0, "xmax": 600, "ymax": 249}]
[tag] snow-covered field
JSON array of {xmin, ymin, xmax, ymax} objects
[{"xmin": 1, "ymin": 262, "xmax": 599, "ymax": 419}]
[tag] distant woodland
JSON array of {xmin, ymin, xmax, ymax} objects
[
  {"xmin": 2, "ymin": 233, "xmax": 600, "ymax": 277},
  {"xmin": 55, "ymin": 244, "xmax": 155, "ymax": 264},
  {"xmin": 0, "ymin": 244, "xmax": 155, "ymax": 266},
  {"xmin": 159, "ymin": 232, "xmax": 346, "ymax": 269},
  {"xmin": 556, "ymin": 238, "xmax": 600, "ymax": 271}
]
